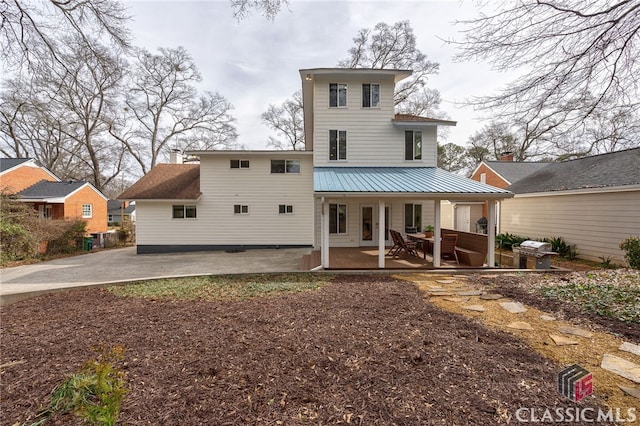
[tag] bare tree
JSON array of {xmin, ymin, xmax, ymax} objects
[
  {"xmin": 338, "ymin": 20, "xmax": 442, "ymax": 115},
  {"xmin": 1, "ymin": 0, "xmax": 130, "ymax": 72},
  {"xmin": 466, "ymin": 122, "xmax": 528, "ymax": 162},
  {"xmin": 261, "ymin": 91, "xmax": 304, "ymax": 150},
  {"xmin": 110, "ymin": 46, "xmax": 237, "ymax": 174},
  {"xmin": 451, "ymin": 0, "xmax": 640, "ymax": 149},
  {"xmin": 229, "ymin": 0, "xmax": 288, "ymax": 20},
  {"xmin": 438, "ymin": 143, "xmax": 470, "ymax": 174}
]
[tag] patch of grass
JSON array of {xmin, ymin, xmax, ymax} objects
[
  {"xmin": 27, "ymin": 345, "xmax": 127, "ymax": 426},
  {"xmin": 107, "ymin": 273, "xmax": 333, "ymax": 301},
  {"xmin": 541, "ymin": 280, "xmax": 640, "ymax": 323}
]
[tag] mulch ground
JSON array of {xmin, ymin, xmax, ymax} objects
[{"xmin": 1, "ymin": 275, "xmax": 616, "ymax": 425}]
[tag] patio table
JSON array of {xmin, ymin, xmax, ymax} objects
[{"xmin": 407, "ymin": 233, "xmax": 435, "ymax": 259}]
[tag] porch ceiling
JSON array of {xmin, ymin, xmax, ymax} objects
[{"xmin": 314, "ymin": 167, "xmax": 513, "ymax": 200}]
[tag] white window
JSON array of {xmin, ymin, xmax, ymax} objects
[
  {"xmin": 173, "ymin": 205, "xmax": 197, "ymax": 219},
  {"xmin": 230, "ymin": 159, "xmax": 250, "ymax": 169},
  {"xmin": 82, "ymin": 204, "xmax": 92, "ymax": 218},
  {"xmin": 329, "ymin": 204, "xmax": 347, "ymax": 234},
  {"xmin": 329, "ymin": 130, "xmax": 347, "ymax": 161},
  {"xmin": 108, "ymin": 214, "xmax": 114, "ymax": 222},
  {"xmin": 480, "ymin": 173, "xmax": 486, "ymax": 183},
  {"xmin": 329, "ymin": 83, "xmax": 347, "ymax": 107},
  {"xmin": 234, "ymin": 204, "xmax": 249, "ymax": 214},
  {"xmin": 278, "ymin": 204, "xmax": 294, "ymax": 214},
  {"xmin": 405, "ymin": 130, "xmax": 422, "ymax": 161},
  {"xmin": 271, "ymin": 159, "xmax": 300, "ymax": 174},
  {"xmin": 404, "ymin": 203, "xmax": 422, "ymax": 232},
  {"xmin": 362, "ymin": 83, "xmax": 380, "ymax": 108}
]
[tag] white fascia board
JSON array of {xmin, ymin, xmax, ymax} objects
[
  {"xmin": 64, "ymin": 182, "xmax": 109, "ymax": 202},
  {"xmin": 122, "ymin": 198, "xmax": 201, "ymax": 203},
  {"xmin": 513, "ymin": 184, "xmax": 640, "ymax": 198},
  {"xmin": 314, "ymin": 192, "xmax": 513, "ymax": 200},
  {"xmin": 187, "ymin": 150, "xmax": 313, "ymax": 156},
  {"xmin": 392, "ymin": 121, "xmax": 457, "ymax": 128}
]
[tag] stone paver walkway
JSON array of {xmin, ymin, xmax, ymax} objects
[{"xmin": 397, "ymin": 273, "xmax": 640, "ymax": 416}]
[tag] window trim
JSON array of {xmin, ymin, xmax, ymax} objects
[
  {"xmin": 82, "ymin": 204, "xmax": 92, "ymax": 218},
  {"xmin": 329, "ymin": 83, "xmax": 347, "ymax": 108},
  {"xmin": 278, "ymin": 204, "xmax": 294, "ymax": 215},
  {"xmin": 404, "ymin": 130, "xmax": 423, "ymax": 161},
  {"xmin": 270, "ymin": 159, "xmax": 301, "ymax": 174},
  {"xmin": 234, "ymin": 204, "xmax": 249, "ymax": 215},
  {"xmin": 172, "ymin": 204, "xmax": 198, "ymax": 219},
  {"xmin": 362, "ymin": 83, "xmax": 380, "ymax": 108},
  {"xmin": 329, "ymin": 129, "xmax": 347, "ymax": 161},
  {"xmin": 329, "ymin": 203, "xmax": 347, "ymax": 235},
  {"xmin": 230, "ymin": 159, "xmax": 250, "ymax": 169}
]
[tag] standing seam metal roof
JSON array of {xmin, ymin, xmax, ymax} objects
[{"xmin": 314, "ymin": 167, "xmax": 511, "ymax": 194}]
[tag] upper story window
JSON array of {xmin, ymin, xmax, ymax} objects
[
  {"xmin": 173, "ymin": 205, "xmax": 197, "ymax": 219},
  {"xmin": 271, "ymin": 159, "xmax": 300, "ymax": 174},
  {"xmin": 278, "ymin": 204, "xmax": 294, "ymax": 214},
  {"xmin": 82, "ymin": 204, "xmax": 92, "ymax": 218},
  {"xmin": 404, "ymin": 130, "xmax": 422, "ymax": 161},
  {"xmin": 230, "ymin": 159, "xmax": 250, "ymax": 169},
  {"xmin": 329, "ymin": 130, "xmax": 347, "ymax": 161},
  {"xmin": 362, "ymin": 83, "xmax": 380, "ymax": 108},
  {"xmin": 234, "ymin": 204, "xmax": 249, "ymax": 214},
  {"xmin": 329, "ymin": 83, "xmax": 347, "ymax": 107}
]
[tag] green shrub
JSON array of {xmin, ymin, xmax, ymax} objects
[
  {"xmin": 496, "ymin": 232, "xmax": 529, "ymax": 251},
  {"xmin": 620, "ymin": 236, "xmax": 640, "ymax": 269}
]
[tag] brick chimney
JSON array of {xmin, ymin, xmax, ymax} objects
[
  {"xmin": 169, "ymin": 149, "xmax": 183, "ymax": 164},
  {"xmin": 499, "ymin": 151, "xmax": 514, "ymax": 162}
]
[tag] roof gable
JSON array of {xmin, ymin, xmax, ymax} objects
[
  {"xmin": 118, "ymin": 164, "xmax": 201, "ymax": 200},
  {"xmin": 0, "ymin": 158, "xmax": 31, "ymax": 173},
  {"xmin": 507, "ymin": 148, "xmax": 640, "ymax": 194},
  {"xmin": 478, "ymin": 161, "xmax": 550, "ymax": 185}
]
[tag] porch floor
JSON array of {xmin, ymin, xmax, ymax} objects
[{"xmin": 301, "ymin": 247, "xmax": 481, "ymax": 270}]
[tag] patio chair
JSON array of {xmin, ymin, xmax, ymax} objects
[
  {"xmin": 393, "ymin": 230, "xmax": 420, "ymax": 259},
  {"xmin": 441, "ymin": 233, "xmax": 459, "ymax": 264},
  {"xmin": 386, "ymin": 229, "xmax": 403, "ymax": 257}
]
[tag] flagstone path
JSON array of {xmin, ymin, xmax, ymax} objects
[{"xmin": 397, "ymin": 273, "xmax": 640, "ymax": 417}]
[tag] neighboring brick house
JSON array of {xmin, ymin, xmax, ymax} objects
[
  {"xmin": 1, "ymin": 158, "xmax": 109, "ymax": 234},
  {"xmin": 17, "ymin": 180, "xmax": 108, "ymax": 233},
  {"xmin": 0, "ymin": 158, "xmax": 59, "ymax": 193},
  {"xmin": 441, "ymin": 154, "xmax": 549, "ymax": 234}
]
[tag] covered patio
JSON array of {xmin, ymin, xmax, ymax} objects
[{"xmin": 314, "ymin": 167, "xmax": 513, "ymax": 269}]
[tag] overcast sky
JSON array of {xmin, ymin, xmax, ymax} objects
[{"xmin": 126, "ymin": 0, "xmax": 513, "ymax": 150}]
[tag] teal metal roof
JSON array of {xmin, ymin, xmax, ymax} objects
[{"xmin": 314, "ymin": 167, "xmax": 512, "ymax": 195}]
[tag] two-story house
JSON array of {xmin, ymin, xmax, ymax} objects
[{"xmin": 119, "ymin": 68, "xmax": 512, "ymax": 268}]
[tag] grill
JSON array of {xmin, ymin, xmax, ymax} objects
[{"xmin": 514, "ymin": 240, "xmax": 557, "ymax": 269}]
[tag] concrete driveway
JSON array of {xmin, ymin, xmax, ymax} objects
[{"xmin": 0, "ymin": 247, "xmax": 313, "ymax": 305}]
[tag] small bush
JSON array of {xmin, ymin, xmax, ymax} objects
[
  {"xmin": 28, "ymin": 345, "xmax": 127, "ymax": 426},
  {"xmin": 496, "ymin": 233, "xmax": 529, "ymax": 251},
  {"xmin": 620, "ymin": 236, "xmax": 640, "ymax": 269}
]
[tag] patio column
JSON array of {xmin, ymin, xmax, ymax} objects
[
  {"xmin": 378, "ymin": 200, "xmax": 385, "ymax": 268},
  {"xmin": 433, "ymin": 200, "xmax": 441, "ymax": 267},
  {"xmin": 487, "ymin": 200, "xmax": 496, "ymax": 267},
  {"xmin": 322, "ymin": 197, "xmax": 330, "ymax": 268}
]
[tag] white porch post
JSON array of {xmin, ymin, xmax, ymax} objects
[
  {"xmin": 433, "ymin": 200, "xmax": 441, "ymax": 267},
  {"xmin": 322, "ymin": 197, "xmax": 330, "ymax": 268},
  {"xmin": 378, "ymin": 200, "xmax": 386, "ymax": 268},
  {"xmin": 487, "ymin": 200, "xmax": 496, "ymax": 267}
]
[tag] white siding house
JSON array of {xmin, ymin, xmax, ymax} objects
[
  {"xmin": 120, "ymin": 67, "xmax": 513, "ymax": 267},
  {"xmin": 500, "ymin": 148, "xmax": 640, "ymax": 265}
]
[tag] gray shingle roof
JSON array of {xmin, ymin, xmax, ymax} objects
[
  {"xmin": 314, "ymin": 167, "xmax": 511, "ymax": 196},
  {"xmin": 483, "ymin": 161, "xmax": 550, "ymax": 185},
  {"xmin": 507, "ymin": 148, "xmax": 640, "ymax": 194},
  {"xmin": 107, "ymin": 199, "xmax": 135, "ymax": 214},
  {"xmin": 17, "ymin": 180, "xmax": 87, "ymax": 198},
  {"xmin": 0, "ymin": 158, "xmax": 31, "ymax": 173}
]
